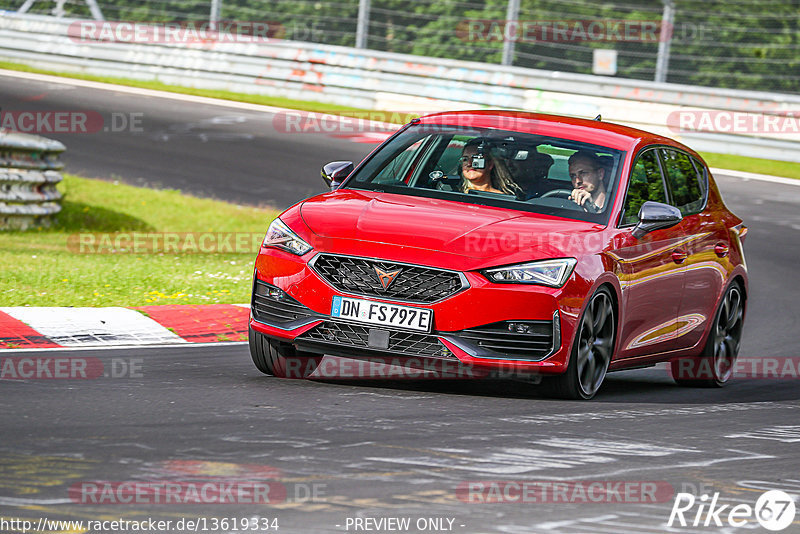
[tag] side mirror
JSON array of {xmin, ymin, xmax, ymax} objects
[
  {"xmin": 321, "ymin": 161, "xmax": 353, "ymax": 191},
  {"xmin": 632, "ymin": 201, "xmax": 683, "ymax": 238}
]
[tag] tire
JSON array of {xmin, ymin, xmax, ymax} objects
[
  {"xmin": 544, "ymin": 287, "xmax": 616, "ymax": 400},
  {"xmin": 671, "ymin": 282, "xmax": 745, "ymax": 387},
  {"xmin": 248, "ymin": 327, "xmax": 320, "ymax": 378}
]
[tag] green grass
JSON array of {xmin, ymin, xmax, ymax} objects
[
  {"xmin": 0, "ymin": 175, "xmax": 280, "ymax": 307},
  {"xmin": 698, "ymin": 152, "xmax": 800, "ymax": 180}
]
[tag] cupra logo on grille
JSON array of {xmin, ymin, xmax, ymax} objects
[{"xmin": 374, "ymin": 267, "xmax": 402, "ymax": 290}]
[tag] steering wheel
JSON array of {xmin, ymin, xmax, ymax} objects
[
  {"xmin": 539, "ymin": 188, "xmax": 601, "ymax": 213},
  {"xmin": 583, "ymin": 201, "xmax": 601, "ymax": 214},
  {"xmin": 540, "ymin": 189, "xmax": 573, "ymax": 199}
]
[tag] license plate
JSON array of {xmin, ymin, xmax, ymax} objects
[{"xmin": 331, "ymin": 296, "xmax": 433, "ymax": 333}]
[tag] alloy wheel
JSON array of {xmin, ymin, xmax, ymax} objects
[
  {"xmin": 711, "ymin": 285, "xmax": 744, "ymax": 383},
  {"xmin": 576, "ymin": 290, "xmax": 615, "ymax": 397}
]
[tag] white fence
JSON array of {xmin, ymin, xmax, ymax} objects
[{"xmin": 1, "ymin": 12, "xmax": 799, "ymax": 163}]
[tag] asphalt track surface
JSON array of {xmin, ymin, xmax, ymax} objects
[
  {"xmin": 0, "ymin": 73, "xmax": 372, "ymax": 209},
  {"xmin": 2, "ymin": 73, "xmax": 800, "ymax": 533}
]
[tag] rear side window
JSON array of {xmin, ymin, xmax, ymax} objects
[
  {"xmin": 620, "ymin": 149, "xmax": 667, "ymax": 226},
  {"xmin": 660, "ymin": 148, "xmax": 706, "ymax": 216}
]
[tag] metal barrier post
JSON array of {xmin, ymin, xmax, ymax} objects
[
  {"xmin": 502, "ymin": 0, "xmax": 520, "ymax": 66},
  {"xmin": 655, "ymin": 0, "xmax": 675, "ymax": 83},
  {"xmin": 356, "ymin": 0, "xmax": 370, "ymax": 49},
  {"xmin": 210, "ymin": 0, "xmax": 221, "ymax": 31}
]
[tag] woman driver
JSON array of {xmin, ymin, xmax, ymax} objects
[{"xmin": 459, "ymin": 139, "xmax": 520, "ymax": 196}]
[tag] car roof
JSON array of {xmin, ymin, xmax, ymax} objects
[{"xmin": 415, "ymin": 110, "xmax": 693, "ymax": 154}]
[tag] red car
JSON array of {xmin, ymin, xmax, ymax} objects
[{"xmin": 249, "ymin": 111, "xmax": 747, "ymax": 399}]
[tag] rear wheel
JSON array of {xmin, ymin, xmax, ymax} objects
[
  {"xmin": 671, "ymin": 283, "xmax": 744, "ymax": 387},
  {"xmin": 544, "ymin": 287, "xmax": 616, "ymax": 400},
  {"xmin": 248, "ymin": 327, "xmax": 320, "ymax": 378}
]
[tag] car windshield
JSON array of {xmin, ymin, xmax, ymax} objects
[{"xmin": 343, "ymin": 124, "xmax": 625, "ymax": 224}]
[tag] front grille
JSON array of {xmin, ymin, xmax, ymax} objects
[
  {"xmin": 310, "ymin": 254, "xmax": 465, "ymax": 303},
  {"xmin": 450, "ymin": 321, "xmax": 554, "ymax": 361},
  {"xmin": 299, "ymin": 321, "xmax": 454, "ymax": 359},
  {"xmin": 252, "ymin": 280, "xmax": 316, "ymax": 325}
]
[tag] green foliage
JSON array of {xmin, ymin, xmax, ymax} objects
[{"xmin": 660, "ymin": 148, "xmax": 703, "ymax": 216}]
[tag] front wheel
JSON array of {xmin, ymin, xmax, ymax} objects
[
  {"xmin": 544, "ymin": 287, "xmax": 616, "ymax": 400},
  {"xmin": 248, "ymin": 327, "xmax": 320, "ymax": 378},
  {"xmin": 671, "ymin": 283, "xmax": 745, "ymax": 387}
]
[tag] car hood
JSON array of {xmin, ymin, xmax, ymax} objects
[{"xmin": 298, "ymin": 190, "xmax": 604, "ymax": 262}]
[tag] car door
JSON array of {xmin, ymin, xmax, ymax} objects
[
  {"xmin": 660, "ymin": 149, "xmax": 724, "ymax": 350},
  {"xmin": 610, "ymin": 148, "xmax": 685, "ymax": 359}
]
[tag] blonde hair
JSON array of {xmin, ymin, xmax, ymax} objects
[{"xmin": 459, "ymin": 142, "xmax": 521, "ymax": 196}]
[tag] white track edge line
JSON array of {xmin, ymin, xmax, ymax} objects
[
  {"xmin": 0, "ymin": 68, "xmax": 399, "ymax": 129},
  {"xmin": 710, "ymin": 167, "xmax": 800, "ymax": 186},
  {"xmin": 0, "ymin": 68, "xmax": 298, "ymax": 114}
]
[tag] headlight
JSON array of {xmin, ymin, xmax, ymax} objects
[
  {"xmin": 262, "ymin": 219, "xmax": 312, "ymax": 256},
  {"xmin": 482, "ymin": 258, "xmax": 577, "ymax": 287}
]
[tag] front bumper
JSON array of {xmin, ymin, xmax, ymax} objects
[{"xmin": 251, "ymin": 250, "xmax": 579, "ymax": 374}]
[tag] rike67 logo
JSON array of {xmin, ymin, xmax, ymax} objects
[{"xmin": 668, "ymin": 490, "xmax": 796, "ymax": 531}]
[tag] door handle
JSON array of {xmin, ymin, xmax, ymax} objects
[
  {"xmin": 714, "ymin": 243, "xmax": 729, "ymax": 257},
  {"xmin": 672, "ymin": 249, "xmax": 688, "ymax": 264}
]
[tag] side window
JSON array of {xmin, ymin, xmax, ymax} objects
[
  {"xmin": 371, "ymin": 136, "xmax": 429, "ymax": 184},
  {"xmin": 661, "ymin": 148, "xmax": 705, "ymax": 216},
  {"xmin": 438, "ymin": 136, "xmax": 469, "ymax": 175},
  {"xmin": 621, "ymin": 149, "xmax": 667, "ymax": 226}
]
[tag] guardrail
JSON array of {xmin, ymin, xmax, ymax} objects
[
  {"xmin": 0, "ymin": 128, "xmax": 64, "ymax": 230},
  {"xmin": 0, "ymin": 13, "xmax": 798, "ymax": 163}
]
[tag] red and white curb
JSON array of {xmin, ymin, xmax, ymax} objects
[{"xmin": 0, "ymin": 304, "xmax": 250, "ymax": 349}]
